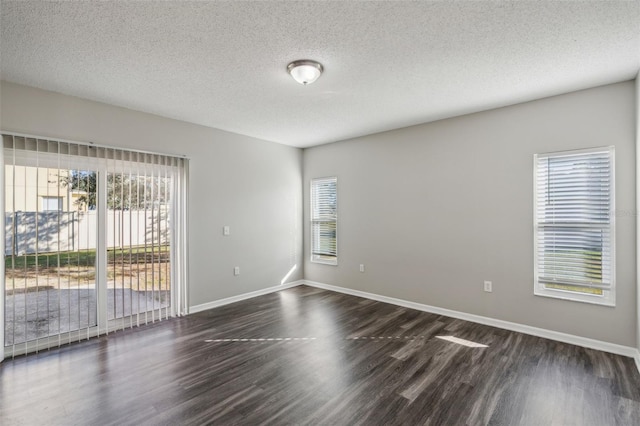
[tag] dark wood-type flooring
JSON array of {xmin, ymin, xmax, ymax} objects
[{"xmin": 2, "ymin": 285, "xmax": 640, "ymax": 425}]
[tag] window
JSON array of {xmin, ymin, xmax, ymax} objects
[
  {"xmin": 311, "ymin": 177, "xmax": 337, "ymax": 265},
  {"xmin": 41, "ymin": 196, "xmax": 63, "ymax": 211},
  {"xmin": 533, "ymin": 147, "xmax": 615, "ymax": 306}
]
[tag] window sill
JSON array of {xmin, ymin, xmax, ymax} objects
[
  {"xmin": 311, "ymin": 258, "xmax": 338, "ymax": 266},
  {"xmin": 534, "ymin": 288, "xmax": 615, "ymax": 307}
]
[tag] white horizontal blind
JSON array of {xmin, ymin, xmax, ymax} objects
[
  {"xmin": 311, "ymin": 177, "xmax": 337, "ymax": 265},
  {"xmin": 534, "ymin": 147, "xmax": 615, "ymax": 304}
]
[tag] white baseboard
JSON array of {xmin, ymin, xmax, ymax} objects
[
  {"xmin": 187, "ymin": 279, "xmax": 639, "ymax": 371},
  {"xmin": 302, "ymin": 280, "xmax": 638, "ymax": 359},
  {"xmin": 189, "ymin": 280, "xmax": 304, "ymax": 314}
]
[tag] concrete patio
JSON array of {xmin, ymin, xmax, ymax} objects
[{"xmin": 4, "ymin": 287, "xmax": 170, "ymax": 345}]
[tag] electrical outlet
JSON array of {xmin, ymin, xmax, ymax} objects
[
  {"xmin": 359, "ymin": 264, "xmax": 365, "ymax": 273},
  {"xmin": 234, "ymin": 266, "xmax": 240, "ymax": 276},
  {"xmin": 484, "ymin": 281, "xmax": 492, "ymax": 293}
]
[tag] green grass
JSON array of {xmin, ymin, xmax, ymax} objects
[
  {"xmin": 6, "ymin": 245, "xmax": 169, "ymax": 270},
  {"xmin": 542, "ymin": 248, "xmax": 605, "ymax": 295},
  {"xmin": 544, "ymin": 283, "xmax": 603, "ymax": 296}
]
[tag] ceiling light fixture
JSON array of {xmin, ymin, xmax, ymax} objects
[{"xmin": 287, "ymin": 60, "xmax": 323, "ymax": 85}]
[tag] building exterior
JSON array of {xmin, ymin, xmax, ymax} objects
[{"xmin": 4, "ymin": 166, "xmax": 87, "ymax": 213}]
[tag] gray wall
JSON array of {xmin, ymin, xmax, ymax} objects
[
  {"xmin": 0, "ymin": 81, "xmax": 304, "ymax": 308},
  {"xmin": 636, "ymin": 73, "xmax": 639, "ymax": 354},
  {"xmin": 304, "ymin": 81, "xmax": 637, "ymax": 347}
]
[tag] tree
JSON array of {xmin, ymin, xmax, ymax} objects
[
  {"xmin": 60, "ymin": 170, "xmax": 97, "ymax": 209},
  {"xmin": 59, "ymin": 170, "xmax": 170, "ymax": 210}
]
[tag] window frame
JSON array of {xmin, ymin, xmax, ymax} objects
[
  {"xmin": 310, "ymin": 176, "xmax": 338, "ymax": 266},
  {"xmin": 533, "ymin": 146, "xmax": 615, "ymax": 306},
  {"xmin": 2, "ymin": 132, "xmax": 190, "ymax": 357}
]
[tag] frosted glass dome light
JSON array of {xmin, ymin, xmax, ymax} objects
[{"xmin": 287, "ymin": 60, "xmax": 323, "ymax": 85}]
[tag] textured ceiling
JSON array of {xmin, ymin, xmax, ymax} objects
[{"xmin": 2, "ymin": 1, "xmax": 639, "ymax": 148}]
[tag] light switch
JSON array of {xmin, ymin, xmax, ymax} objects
[{"xmin": 223, "ymin": 226, "xmax": 230, "ymax": 236}]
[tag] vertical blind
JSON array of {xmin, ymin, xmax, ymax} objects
[
  {"xmin": 2, "ymin": 134, "xmax": 189, "ymax": 358},
  {"xmin": 534, "ymin": 147, "xmax": 614, "ymax": 301},
  {"xmin": 310, "ymin": 177, "xmax": 337, "ymax": 264}
]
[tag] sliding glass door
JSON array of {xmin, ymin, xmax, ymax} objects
[
  {"xmin": 2, "ymin": 135, "xmax": 188, "ymax": 357},
  {"xmin": 106, "ymin": 167, "xmax": 172, "ymax": 324},
  {"xmin": 4, "ymin": 163, "xmax": 98, "ymax": 348}
]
